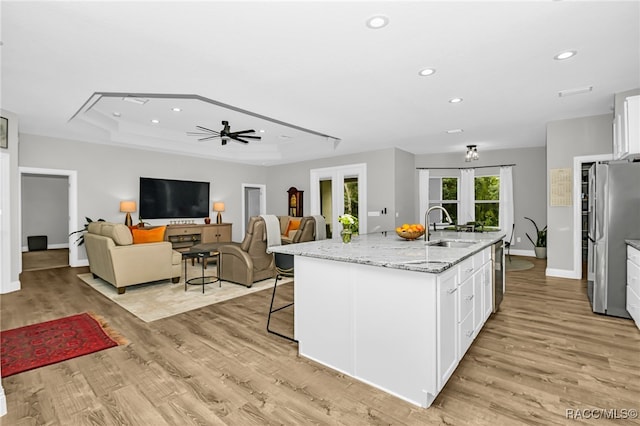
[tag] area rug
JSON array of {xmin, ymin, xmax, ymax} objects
[
  {"xmin": 505, "ymin": 258, "xmax": 535, "ymax": 271},
  {"xmin": 78, "ymin": 264, "xmax": 292, "ymax": 323},
  {"xmin": 0, "ymin": 312, "xmax": 126, "ymax": 378}
]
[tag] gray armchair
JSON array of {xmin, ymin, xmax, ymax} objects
[{"xmin": 218, "ymin": 216, "xmax": 275, "ymax": 287}]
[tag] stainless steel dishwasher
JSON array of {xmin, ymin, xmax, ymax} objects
[{"xmin": 492, "ymin": 240, "xmax": 505, "ymax": 312}]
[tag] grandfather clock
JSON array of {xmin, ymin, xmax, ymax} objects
[{"xmin": 287, "ymin": 187, "xmax": 303, "ymax": 217}]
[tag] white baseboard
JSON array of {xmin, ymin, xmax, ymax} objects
[
  {"xmin": 21, "ymin": 243, "xmax": 69, "ymax": 252},
  {"xmin": 1, "ymin": 279, "xmax": 21, "ymax": 294},
  {"xmin": 71, "ymin": 259, "xmax": 89, "ymax": 268},
  {"xmin": 508, "ymin": 248, "xmax": 536, "ymax": 257},
  {"xmin": 546, "ymin": 268, "xmax": 582, "ymax": 279}
]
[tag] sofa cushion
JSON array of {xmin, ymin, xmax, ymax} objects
[
  {"xmin": 285, "ymin": 219, "xmax": 301, "ymax": 237},
  {"xmin": 105, "ymin": 223, "xmax": 134, "ymax": 246},
  {"xmin": 132, "ymin": 226, "xmax": 166, "ymax": 244}
]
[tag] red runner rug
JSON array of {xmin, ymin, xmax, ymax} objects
[{"xmin": 1, "ymin": 312, "xmax": 127, "ymax": 378}]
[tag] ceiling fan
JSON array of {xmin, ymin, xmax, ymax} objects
[{"xmin": 187, "ymin": 120, "xmax": 261, "ymax": 145}]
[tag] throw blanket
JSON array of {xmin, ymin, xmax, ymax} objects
[
  {"xmin": 260, "ymin": 214, "xmax": 282, "ymax": 253},
  {"xmin": 313, "ymin": 215, "xmax": 327, "ymax": 240}
]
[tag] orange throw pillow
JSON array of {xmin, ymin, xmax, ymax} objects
[
  {"xmin": 131, "ymin": 226, "xmax": 166, "ymax": 244},
  {"xmin": 285, "ymin": 219, "xmax": 301, "ymax": 237}
]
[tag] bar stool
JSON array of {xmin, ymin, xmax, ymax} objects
[{"xmin": 267, "ymin": 253, "xmax": 297, "ymax": 342}]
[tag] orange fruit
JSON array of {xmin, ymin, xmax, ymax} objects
[{"xmin": 402, "ymin": 224, "xmax": 410, "ymax": 230}]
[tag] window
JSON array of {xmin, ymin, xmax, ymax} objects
[
  {"xmin": 428, "ymin": 177, "xmax": 458, "ymax": 224},
  {"xmin": 474, "ymin": 176, "xmax": 500, "ymax": 227}
]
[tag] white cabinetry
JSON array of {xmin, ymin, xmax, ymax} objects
[
  {"xmin": 614, "ymin": 94, "xmax": 640, "ymax": 160},
  {"xmin": 626, "ymin": 245, "xmax": 640, "ymax": 330},
  {"xmin": 437, "ymin": 267, "xmax": 459, "ymax": 390}
]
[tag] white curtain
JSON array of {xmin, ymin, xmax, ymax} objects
[
  {"xmin": 499, "ymin": 166, "xmax": 514, "ymax": 242},
  {"xmin": 418, "ymin": 169, "xmax": 430, "ymax": 221},
  {"xmin": 459, "ymin": 168, "xmax": 475, "ymax": 225}
]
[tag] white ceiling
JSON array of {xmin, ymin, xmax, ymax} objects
[{"xmin": 1, "ymin": 1, "xmax": 639, "ymax": 165}]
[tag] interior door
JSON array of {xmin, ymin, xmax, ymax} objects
[{"xmin": 310, "ymin": 164, "xmax": 367, "ymax": 237}]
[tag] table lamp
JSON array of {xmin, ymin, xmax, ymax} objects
[
  {"xmin": 213, "ymin": 202, "xmax": 225, "ymax": 224},
  {"xmin": 120, "ymin": 200, "xmax": 136, "ymax": 227}
]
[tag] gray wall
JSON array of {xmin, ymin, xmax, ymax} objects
[
  {"xmin": 414, "ymin": 147, "xmax": 547, "ymax": 253},
  {"xmin": 546, "ymin": 113, "xmax": 613, "ymax": 274},
  {"xmin": 1, "ymin": 109, "xmax": 20, "ymax": 293},
  {"xmin": 265, "ymin": 148, "xmax": 405, "ymax": 233},
  {"xmin": 18, "ymin": 134, "xmax": 267, "ymax": 261},
  {"xmin": 21, "ymin": 174, "xmax": 69, "ymax": 249}
]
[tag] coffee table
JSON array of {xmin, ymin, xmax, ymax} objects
[{"xmin": 182, "ymin": 250, "xmax": 221, "ymax": 293}]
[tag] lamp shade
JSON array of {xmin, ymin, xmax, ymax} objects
[
  {"xmin": 213, "ymin": 202, "xmax": 225, "ymax": 212},
  {"xmin": 119, "ymin": 200, "xmax": 137, "ymax": 213}
]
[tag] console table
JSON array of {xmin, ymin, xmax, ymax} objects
[{"xmin": 165, "ymin": 223, "xmax": 232, "ymax": 252}]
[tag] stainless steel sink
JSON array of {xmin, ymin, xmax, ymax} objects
[{"xmin": 427, "ymin": 240, "xmax": 476, "ymax": 248}]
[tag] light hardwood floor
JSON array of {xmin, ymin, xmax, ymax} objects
[{"xmin": 1, "ymin": 258, "xmax": 639, "ymax": 425}]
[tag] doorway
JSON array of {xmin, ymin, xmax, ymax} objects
[
  {"xmin": 241, "ymin": 184, "xmax": 266, "ymax": 236},
  {"xmin": 19, "ymin": 167, "xmax": 79, "ymax": 268},
  {"xmin": 310, "ymin": 163, "xmax": 367, "ymax": 236}
]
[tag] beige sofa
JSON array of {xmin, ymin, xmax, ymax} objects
[{"xmin": 84, "ymin": 222, "xmax": 181, "ymax": 294}]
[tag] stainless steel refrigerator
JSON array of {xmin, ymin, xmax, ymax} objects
[{"xmin": 587, "ymin": 160, "xmax": 640, "ymax": 318}]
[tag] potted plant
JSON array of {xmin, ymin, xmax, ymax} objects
[
  {"xmin": 69, "ymin": 217, "xmax": 105, "ymax": 246},
  {"xmin": 524, "ymin": 216, "xmax": 547, "ymax": 259}
]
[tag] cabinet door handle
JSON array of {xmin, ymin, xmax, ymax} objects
[
  {"xmin": 447, "ymin": 287, "xmax": 458, "ymax": 294},
  {"xmin": 466, "ymin": 295, "xmax": 474, "ymax": 301},
  {"xmin": 465, "ymin": 267, "xmax": 474, "ymax": 273},
  {"xmin": 466, "ymin": 330, "xmax": 474, "ymax": 337}
]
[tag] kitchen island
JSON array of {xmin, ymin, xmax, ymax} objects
[{"xmin": 271, "ymin": 230, "xmax": 505, "ymax": 408}]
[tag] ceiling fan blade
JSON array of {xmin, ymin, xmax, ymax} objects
[
  {"xmin": 195, "ymin": 126, "xmax": 219, "ymax": 134},
  {"xmin": 198, "ymin": 135, "xmax": 221, "ymax": 142},
  {"xmin": 232, "ymin": 129, "xmax": 257, "ymax": 135},
  {"xmin": 233, "ymin": 138, "xmax": 250, "ymax": 144},
  {"xmin": 234, "ymin": 135, "xmax": 261, "ymax": 139},
  {"xmin": 187, "ymin": 131, "xmax": 215, "ymax": 136}
]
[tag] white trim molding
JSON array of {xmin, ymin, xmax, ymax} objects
[
  {"xmin": 19, "ymin": 167, "xmax": 80, "ymax": 267},
  {"xmin": 546, "ymin": 268, "xmax": 582, "ymax": 279}
]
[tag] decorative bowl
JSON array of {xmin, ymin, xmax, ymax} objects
[{"xmin": 396, "ymin": 229, "xmax": 425, "ymax": 240}]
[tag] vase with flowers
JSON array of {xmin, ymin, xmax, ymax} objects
[{"xmin": 338, "ymin": 213, "xmax": 358, "ymax": 244}]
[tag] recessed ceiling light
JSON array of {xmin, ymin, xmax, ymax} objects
[
  {"xmin": 259, "ymin": 129, "xmax": 265, "ymax": 133},
  {"xmin": 151, "ymin": 119, "xmax": 160, "ymax": 124},
  {"xmin": 366, "ymin": 15, "xmax": 389, "ymax": 29},
  {"xmin": 112, "ymin": 112, "xmax": 121, "ymax": 117},
  {"xmin": 447, "ymin": 129, "xmax": 464, "ymax": 134},
  {"xmin": 449, "ymin": 98, "xmax": 463, "ymax": 103},
  {"xmin": 419, "ymin": 68, "xmax": 436, "ymax": 77},
  {"xmin": 171, "ymin": 107, "xmax": 181, "ymax": 112},
  {"xmin": 554, "ymin": 50, "xmax": 577, "ymax": 60}
]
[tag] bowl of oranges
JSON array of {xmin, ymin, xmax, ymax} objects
[{"xmin": 395, "ymin": 223, "xmax": 426, "ymax": 240}]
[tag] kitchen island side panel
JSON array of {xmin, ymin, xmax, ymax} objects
[{"xmin": 294, "ymin": 255, "xmax": 438, "ymax": 407}]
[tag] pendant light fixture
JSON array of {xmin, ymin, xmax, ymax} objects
[{"xmin": 465, "ymin": 145, "xmax": 479, "ymax": 162}]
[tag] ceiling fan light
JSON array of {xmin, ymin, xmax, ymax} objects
[{"xmin": 449, "ymin": 97, "xmax": 463, "ymax": 103}]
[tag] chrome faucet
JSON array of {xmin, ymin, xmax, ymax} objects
[{"xmin": 424, "ymin": 206, "xmax": 453, "ymax": 241}]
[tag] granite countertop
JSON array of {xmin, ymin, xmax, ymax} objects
[
  {"xmin": 271, "ymin": 230, "xmax": 505, "ymax": 274},
  {"xmin": 626, "ymin": 240, "xmax": 640, "ymax": 251}
]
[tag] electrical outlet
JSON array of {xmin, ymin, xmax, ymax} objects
[{"xmin": 516, "ymin": 237, "xmax": 521, "ymax": 243}]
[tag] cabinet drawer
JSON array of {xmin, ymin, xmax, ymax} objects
[
  {"xmin": 626, "ymin": 286, "xmax": 640, "ymax": 330},
  {"xmin": 458, "ymin": 277, "xmax": 474, "ymax": 323},
  {"xmin": 459, "ymin": 257, "xmax": 476, "ymax": 283},
  {"xmin": 628, "ymin": 245, "xmax": 640, "ymax": 266},
  {"xmin": 168, "ymin": 226, "xmax": 201, "ymax": 235},
  {"xmin": 627, "ymin": 259, "xmax": 640, "ymax": 296},
  {"xmin": 458, "ymin": 311, "xmax": 475, "ymax": 358}
]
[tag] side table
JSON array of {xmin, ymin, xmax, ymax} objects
[{"xmin": 182, "ymin": 250, "xmax": 221, "ymax": 293}]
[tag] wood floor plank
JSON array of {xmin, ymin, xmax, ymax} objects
[{"xmin": 2, "ymin": 258, "xmax": 639, "ymax": 425}]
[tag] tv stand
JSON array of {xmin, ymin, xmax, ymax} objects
[{"xmin": 165, "ymin": 223, "xmax": 232, "ymax": 252}]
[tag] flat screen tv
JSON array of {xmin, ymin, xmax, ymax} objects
[{"xmin": 139, "ymin": 177, "xmax": 210, "ymax": 219}]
